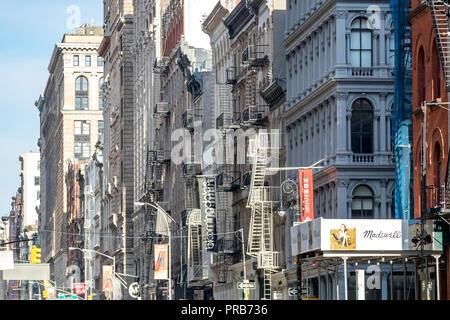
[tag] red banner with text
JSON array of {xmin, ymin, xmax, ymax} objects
[{"xmin": 299, "ymin": 169, "xmax": 314, "ymax": 222}]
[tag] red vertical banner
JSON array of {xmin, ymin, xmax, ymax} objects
[{"xmin": 299, "ymin": 169, "xmax": 314, "ymax": 222}]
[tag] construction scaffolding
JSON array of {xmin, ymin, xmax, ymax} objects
[{"xmin": 390, "ymin": 0, "xmax": 413, "ymax": 220}]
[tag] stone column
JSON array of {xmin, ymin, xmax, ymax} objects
[
  {"xmin": 380, "ymin": 93, "xmax": 387, "ymax": 152},
  {"xmin": 335, "ymin": 11, "xmax": 348, "ymax": 77},
  {"xmin": 336, "ymin": 93, "xmax": 348, "ymax": 162},
  {"xmin": 336, "ymin": 179, "xmax": 349, "ymax": 218},
  {"xmin": 380, "ymin": 180, "xmax": 387, "ymax": 219},
  {"xmin": 374, "ymin": 111, "xmax": 380, "ymax": 154}
]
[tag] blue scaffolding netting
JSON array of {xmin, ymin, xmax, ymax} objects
[{"xmin": 390, "ymin": 0, "xmax": 413, "ymax": 220}]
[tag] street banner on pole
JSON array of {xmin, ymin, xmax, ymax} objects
[
  {"xmin": 298, "ymin": 169, "xmax": 314, "ymax": 222},
  {"xmin": 198, "ymin": 176, "xmax": 217, "ymax": 251},
  {"xmin": 154, "ymin": 244, "xmax": 169, "ymax": 280},
  {"xmin": 102, "ymin": 265, "xmax": 113, "ymax": 292}
]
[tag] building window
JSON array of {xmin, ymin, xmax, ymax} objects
[
  {"xmin": 351, "ymin": 98, "xmax": 373, "ymax": 154},
  {"xmin": 37, "ymin": 161, "xmax": 40, "ymax": 170},
  {"xmin": 34, "ymin": 176, "xmax": 40, "ymax": 186},
  {"xmin": 73, "ymin": 55, "xmax": 79, "ymax": 66},
  {"xmin": 352, "ymin": 185, "xmax": 374, "ymax": 218},
  {"xmin": 418, "ymin": 46, "xmax": 425, "ymax": 105},
  {"xmin": 350, "ymin": 18, "xmax": 372, "ymax": 67},
  {"xmin": 37, "ymin": 191, "xmax": 40, "ymax": 201},
  {"xmin": 98, "ymin": 120, "xmax": 104, "ymax": 142},
  {"xmin": 389, "ymin": 28, "xmax": 395, "ymax": 66},
  {"xmin": 74, "ymin": 120, "xmax": 90, "ymax": 159},
  {"xmin": 432, "ymin": 43, "xmax": 441, "ymax": 100},
  {"xmin": 99, "ymin": 77, "xmax": 104, "ymax": 110},
  {"xmin": 97, "ymin": 56, "xmax": 104, "ymax": 67},
  {"xmin": 75, "ymin": 76, "xmax": 89, "ymax": 110},
  {"xmin": 85, "ymin": 55, "xmax": 91, "ymax": 67}
]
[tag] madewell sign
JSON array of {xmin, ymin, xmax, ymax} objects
[{"xmin": 291, "ymin": 218, "xmax": 410, "ymax": 255}]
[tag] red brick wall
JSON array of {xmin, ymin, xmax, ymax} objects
[{"xmin": 410, "ymin": 1, "xmax": 449, "ymax": 299}]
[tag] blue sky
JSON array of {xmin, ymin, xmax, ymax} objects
[{"xmin": 0, "ymin": 1, "xmax": 103, "ymax": 217}]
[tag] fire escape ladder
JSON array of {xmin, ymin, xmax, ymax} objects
[
  {"xmin": 246, "ymin": 133, "xmax": 280, "ymax": 299},
  {"xmin": 263, "ymin": 268, "xmax": 272, "ymax": 300},
  {"xmin": 187, "ymin": 210, "xmax": 202, "ymax": 281},
  {"xmin": 429, "ymin": 1, "xmax": 450, "ymax": 91}
]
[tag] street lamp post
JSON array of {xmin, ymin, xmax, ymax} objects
[
  {"xmin": 279, "ymin": 178, "xmax": 300, "ymax": 225},
  {"xmin": 69, "ymin": 247, "xmax": 115, "ymax": 300},
  {"xmin": 135, "ymin": 201, "xmax": 175, "ymax": 300}
]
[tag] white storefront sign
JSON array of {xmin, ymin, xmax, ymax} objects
[{"xmin": 291, "ymin": 218, "xmax": 414, "ymax": 256}]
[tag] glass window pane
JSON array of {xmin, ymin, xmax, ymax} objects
[
  {"xmin": 362, "ymin": 198, "xmax": 373, "ymax": 210},
  {"xmin": 350, "ymin": 32, "xmax": 360, "ymax": 50},
  {"xmin": 82, "ymin": 121, "xmax": 90, "ymax": 135},
  {"xmin": 75, "ymin": 143, "xmax": 82, "ymax": 156},
  {"xmin": 82, "ymin": 97, "xmax": 88, "ymax": 109},
  {"xmin": 350, "ymin": 51, "xmax": 360, "ymax": 67},
  {"xmin": 361, "ymin": 32, "xmax": 372, "ymax": 50},
  {"xmin": 82, "ymin": 143, "xmax": 90, "ymax": 158},
  {"xmin": 351, "ymin": 18, "xmax": 361, "ymax": 29},
  {"xmin": 361, "ymin": 51, "xmax": 371, "ymax": 67},
  {"xmin": 75, "ymin": 121, "xmax": 81, "ymax": 135}
]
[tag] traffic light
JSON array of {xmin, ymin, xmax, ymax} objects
[
  {"xmin": 42, "ymin": 289, "xmax": 48, "ymax": 299},
  {"xmin": 31, "ymin": 245, "xmax": 41, "ymax": 264}
]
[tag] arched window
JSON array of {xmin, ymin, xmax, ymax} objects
[
  {"xmin": 99, "ymin": 77, "xmax": 104, "ymax": 110},
  {"xmin": 75, "ymin": 76, "xmax": 89, "ymax": 110},
  {"xmin": 389, "ymin": 23, "xmax": 395, "ymax": 66},
  {"xmin": 350, "ymin": 18, "xmax": 372, "ymax": 67},
  {"xmin": 351, "ymin": 98, "xmax": 373, "ymax": 154},
  {"xmin": 432, "ymin": 42, "xmax": 441, "ymax": 100},
  {"xmin": 434, "ymin": 142, "xmax": 442, "ymax": 207},
  {"xmin": 418, "ymin": 46, "xmax": 425, "ymax": 105},
  {"xmin": 352, "ymin": 185, "xmax": 374, "ymax": 219}
]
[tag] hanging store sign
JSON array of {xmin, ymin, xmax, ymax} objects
[
  {"xmin": 73, "ymin": 283, "xmax": 86, "ymax": 295},
  {"xmin": 291, "ymin": 218, "xmax": 415, "ymax": 255},
  {"xmin": 298, "ymin": 169, "xmax": 314, "ymax": 222},
  {"xmin": 198, "ymin": 176, "xmax": 217, "ymax": 251},
  {"xmin": 102, "ymin": 265, "xmax": 113, "ymax": 293},
  {"xmin": 154, "ymin": 244, "xmax": 169, "ymax": 280}
]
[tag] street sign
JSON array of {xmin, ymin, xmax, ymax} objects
[
  {"xmin": 237, "ymin": 281, "xmax": 255, "ymax": 290},
  {"xmin": 73, "ymin": 283, "xmax": 86, "ymax": 295},
  {"xmin": 300, "ymin": 288, "xmax": 310, "ymax": 295},
  {"xmin": 128, "ymin": 282, "xmax": 140, "ymax": 299},
  {"xmin": 288, "ymin": 287, "xmax": 299, "ymax": 296}
]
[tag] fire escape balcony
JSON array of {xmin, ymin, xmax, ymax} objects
[
  {"xmin": 182, "ymin": 109, "xmax": 201, "ymax": 131},
  {"xmin": 155, "ymin": 150, "xmax": 171, "ymax": 164},
  {"xmin": 231, "ymin": 112, "xmax": 243, "ymax": 129},
  {"xmin": 257, "ymin": 251, "xmax": 280, "ymax": 270},
  {"xmin": 183, "ymin": 163, "xmax": 202, "ymax": 177},
  {"xmin": 223, "ymin": 171, "xmax": 242, "ymax": 192},
  {"xmin": 425, "ymin": 185, "xmax": 450, "ymax": 215},
  {"xmin": 242, "ymin": 105, "xmax": 269, "ymax": 127},
  {"xmin": 216, "ymin": 112, "xmax": 233, "ymax": 130},
  {"xmin": 248, "ymin": 44, "xmax": 269, "ymax": 68},
  {"xmin": 242, "ymin": 171, "xmax": 252, "ymax": 189},
  {"xmin": 154, "ymin": 102, "xmax": 170, "ymax": 116}
]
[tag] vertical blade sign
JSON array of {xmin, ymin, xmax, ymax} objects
[{"xmin": 298, "ymin": 169, "xmax": 314, "ymax": 222}]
